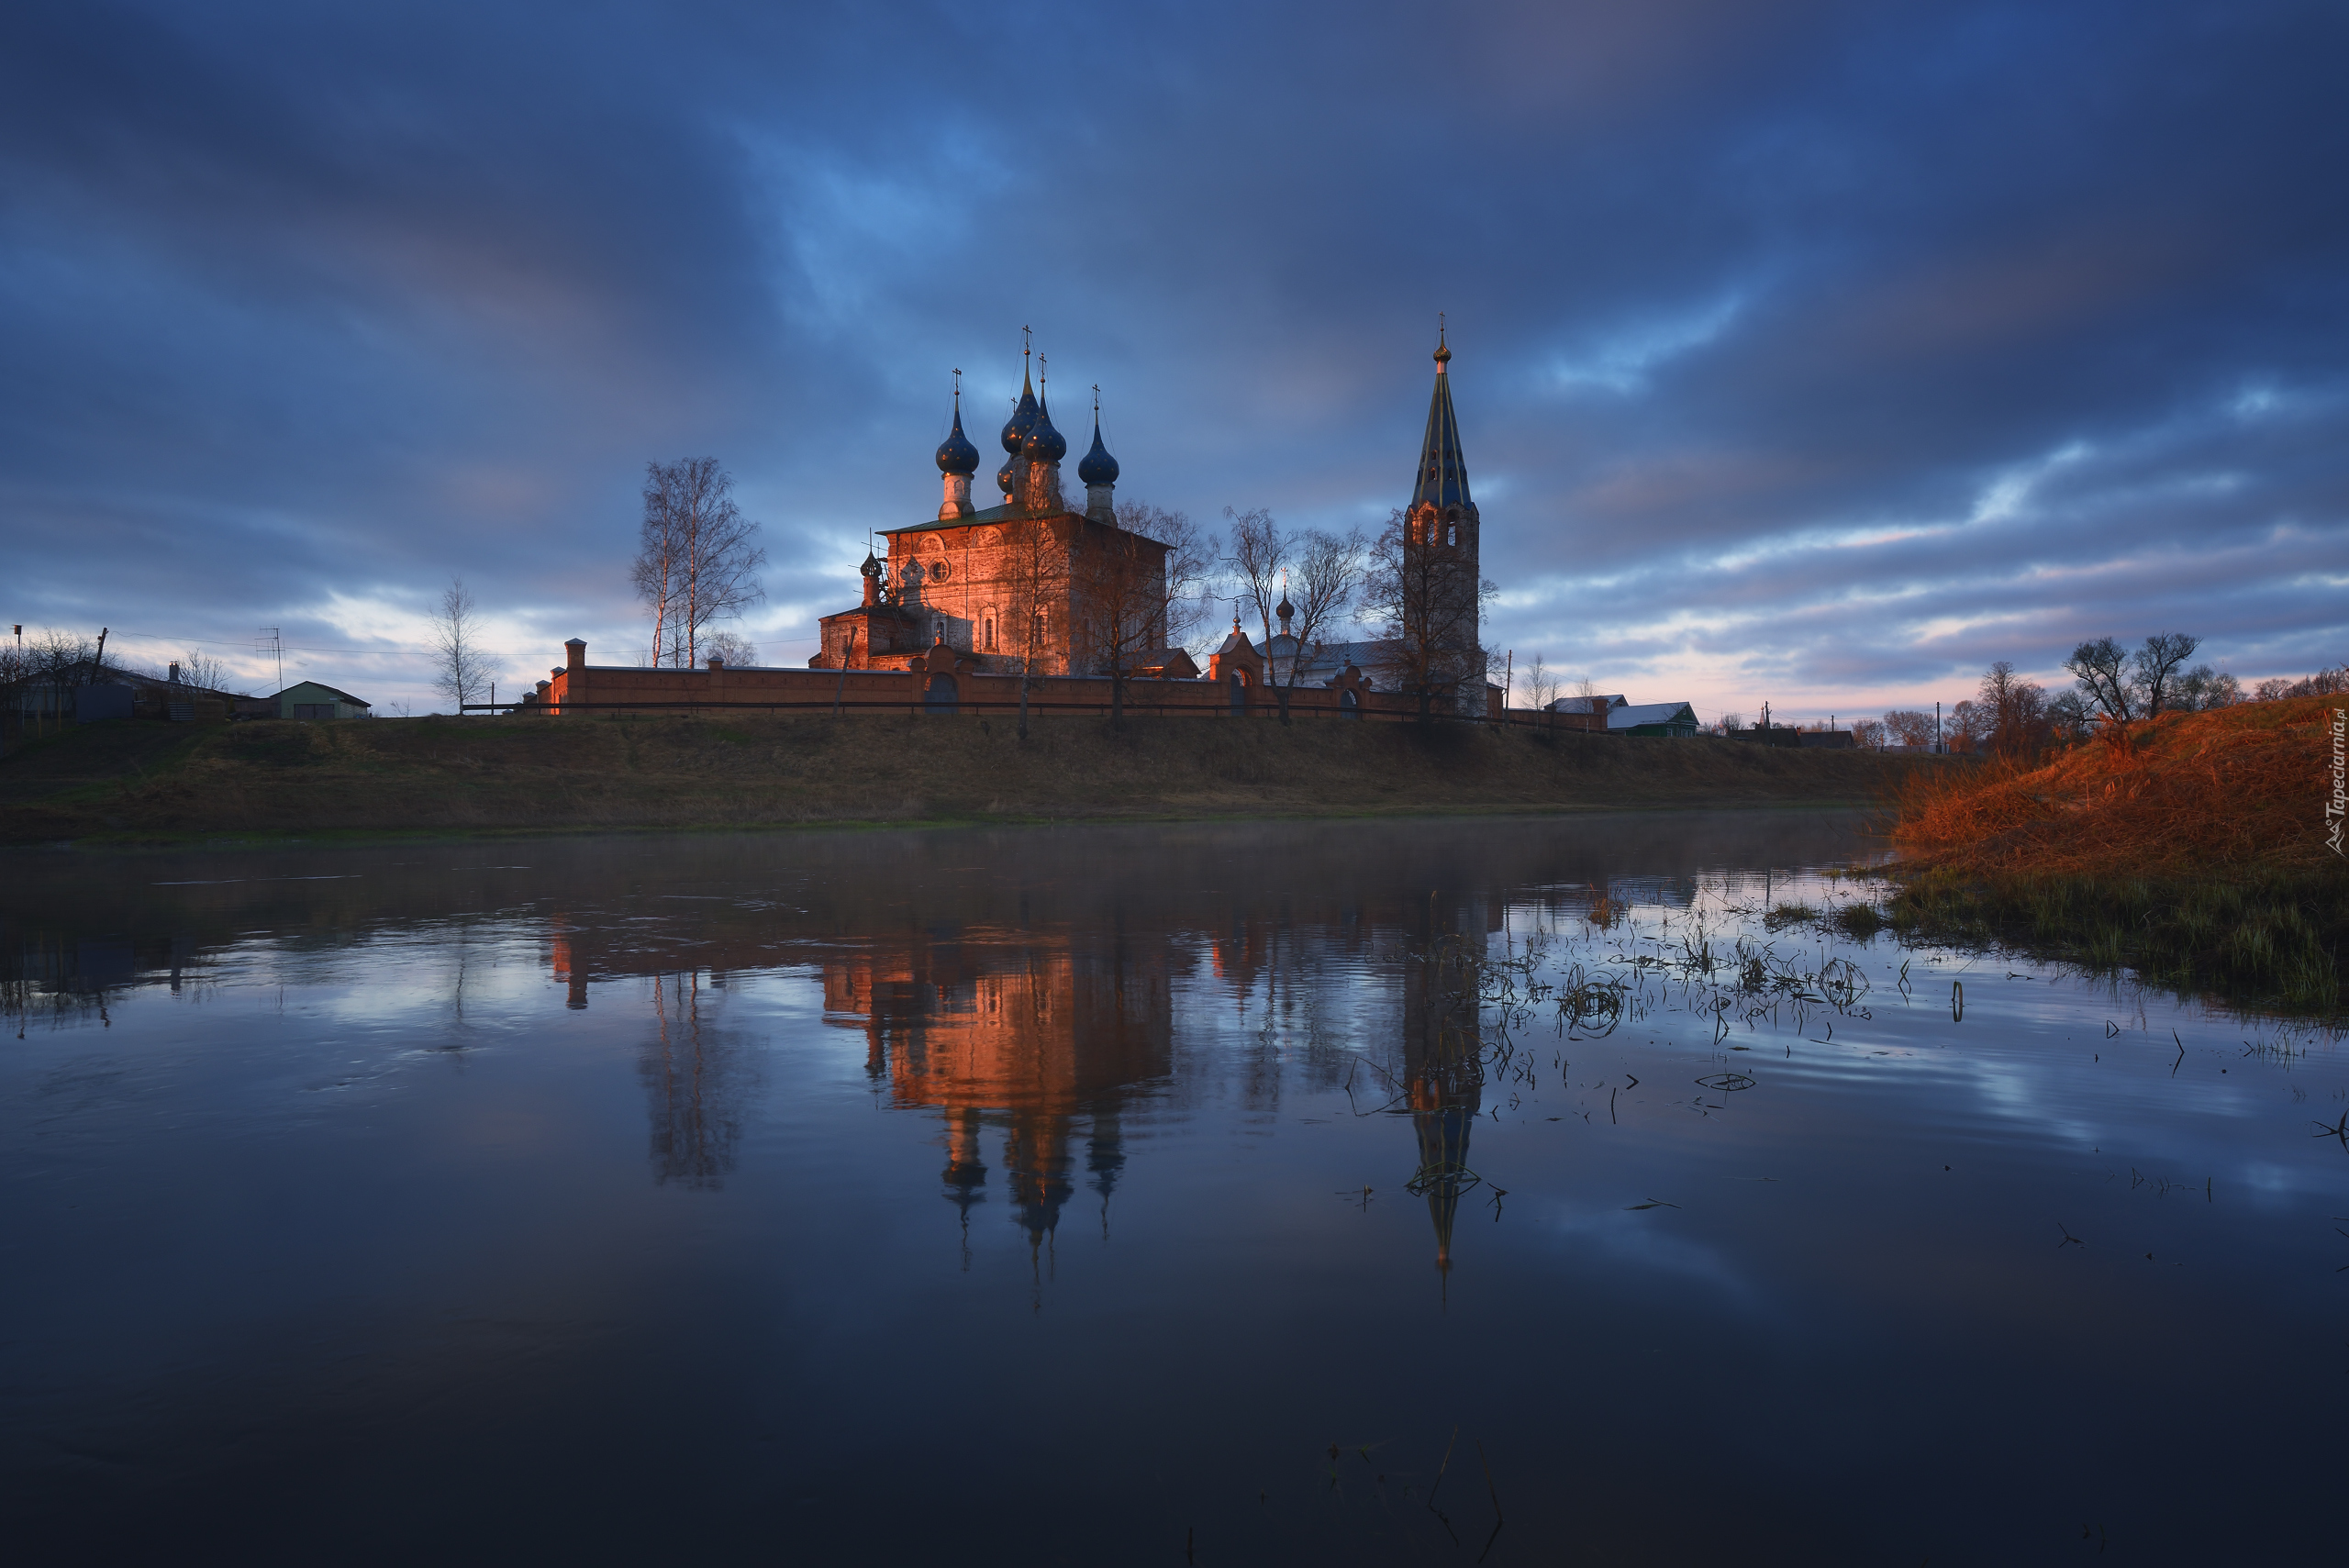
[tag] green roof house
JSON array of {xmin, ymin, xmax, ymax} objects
[
  {"xmin": 1609, "ymin": 701, "xmax": 1699, "ymax": 738},
  {"xmin": 274, "ymin": 681, "xmax": 372, "ymax": 720}
]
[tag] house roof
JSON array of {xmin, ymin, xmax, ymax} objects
[
  {"xmin": 1608, "ymin": 702, "xmax": 1696, "ymax": 729},
  {"xmin": 2, "ymin": 661, "xmax": 242, "ymax": 699},
  {"xmin": 274, "ymin": 681, "xmax": 370, "ymax": 706},
  {"xmin": 1135, "ymin": 647, "xmax": 1199, "ymax": 675},
  {"xmin": 1265, "ymin": 635, "xmax": 1392, "ymax": 673},
  {"xmin": 1545, "ymin": 694, "xmax": 1628, "ymax": 714}
]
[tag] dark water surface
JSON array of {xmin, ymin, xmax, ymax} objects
[{"xmin": 4, "ymin": 815, "xmax": 2343, "ymax": 1564}]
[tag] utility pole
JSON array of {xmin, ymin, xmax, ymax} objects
[
  {"xmin": 258, "ymin": 628, "xmax": 283, "ymax": 703},
  {"xmin": 1935, "ymin": 700, "xmax": 1942, "ymax": 754}
]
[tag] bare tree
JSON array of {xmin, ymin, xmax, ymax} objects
[
  {"xmin": 1116, "ymin": 500, "xmax": 1212, "ymax": 653},
  {"xmin": 2132, "ymin": 631, "xmax": 2200, "ymax": 716},
  {"xmin": 2063, "ymin": 636, "xmax": 2136, "ymax": 725},
  {"xmin": 1850, "ymin": 717, "xmax": 1888, "ymax": 751},
  {"xmin": 1519, "ymin": 653, "xmax": 1558, "ymax": 712},
  {"xmin": 1883, "ymin": 708, "xmax": 1937, "ymax": 749},
  {"xmin": 175, "ymin": 649, "xmax": 234, "ymax": 694},
  {"xmin": 634, "ymin": 458, "xmax": 766, "ymax": 668},
  {"xmin": 432, "ymin": 576, "xmax": 493, "ymax": 712},
  {"xmin": 1074, "ymin": 499, "xmax": 1207, "ymax": 729},
  {"xmin": 16, "ymin": 628, "xmax": 110, "ymax": 739},
  {"xmin": 2173, "ymin": 664, "xmax": 2239, "ymax": 709},
  {"xmin": 996, "ymin": 512, "xmax": 1070, "ymax": 741},
  {"xmin": 2253, "ymin": 663, "xmax": 2348, "ymax": 701},
  {"xmin": 2046, "ymin": 690, "xmax": 2095, "ymax": 741},
  {"xmin": 1518, "ymin": 653, "xmax": 1562, "ymax": 733},
  {"xmin": 700, "ymin": 630, "xmax": 758, "ymax": 668},
  {"xmin": 1223, "ymin": 506, "xmax": 1286, "ymax": 651},
  {"xmin": 1361, "ymin": 506, "xmax": 1493, "ymax": 722},
  {"xmin": 1945, "ymin": 699, "xmax": 1993, "ymax": 754},
  {"xmin": 1976, "ymin": 661, "xmax": 2051, "ymax": 757},
  {"xmin": 1268, "ymin": 527, "xmax": 1364, "ymax": 725}
]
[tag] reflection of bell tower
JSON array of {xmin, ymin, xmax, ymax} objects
[{"xmin": 1404, "ymin": 906, "xmax": 1486, "ymax": 1273}]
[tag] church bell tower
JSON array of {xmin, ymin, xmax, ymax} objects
[{"xmin": 1403, "ymin": 324, "xmax": 1484, "ymax": 709}]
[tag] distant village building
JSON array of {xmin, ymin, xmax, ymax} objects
[
  {"xmin": 273, "ymin": 681, "xmax": 372, "ymax": 720},
  {"xmin": 1608, "ymin": 702, "xmax": 1699, "ymax": 738},
  {"xmin": 3, "ymin": 659, "xmax": 239, "ymax": 733},
  {"xmin": 1542, "ymin": 693, "xmax": 1698, "ymax": 737}
]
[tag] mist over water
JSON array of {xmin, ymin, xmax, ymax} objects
[{"xmin": 4, "ymin": 816, "xmax": 2342, "ymax": 1563}]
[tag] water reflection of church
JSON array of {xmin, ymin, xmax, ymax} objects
[
  {"xmin": 549, "ymin": 897, "xmax": 1490, "ymax": 1274},
  {"xmin": 824, "ymin": 939, "xmax": 1172, "ymax": 1254}
]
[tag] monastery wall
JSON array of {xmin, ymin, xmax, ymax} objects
[{"xmin": 529, "ymin": 645, "xmax": 1514, "ymax": 721}]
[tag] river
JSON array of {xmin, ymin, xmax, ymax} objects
[{"xmin": 3, "ymin": 814, "xmax": 2342, "ymax": 1563}]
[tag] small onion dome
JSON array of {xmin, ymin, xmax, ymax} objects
[
  {"xmin": 1021, "ymin": 391, "xmax": 1067, "ymax": 462},
  {"xmin": 1001, "ymin": 373, "xmax": 1039, "ymax": 454},
  {"xmin": 996, "ymin": 456, "xmax": 1018, "ymax": 495},
  {"xmin": 860, "ymin": 550, "xmax": 882, "ymax": 578},
  {"xmin": 935, "ymin": 402, "xmax": 980, "ymax": 475},
  {"xmin": 1077, "ymin": 414, "xmax": 1119, "ymax": 485},
  {"xmin": 1275, "ymin": 592, "xmax": 1294, "ymax": 622}
]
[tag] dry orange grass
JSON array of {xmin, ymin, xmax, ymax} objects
[{"xmin": 1892, "ymin": 696, "xmax": 2342, "ymax": 879}]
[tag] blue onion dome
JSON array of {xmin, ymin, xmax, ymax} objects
[
  {"xmin": 1021, "ymin": 391, "xmax": 1067, "ymax": 462},
  {"xmin": 935, "ymin": 398, "xmax": 980, "ymax": 476},
  {"xmin": 996, "ymin": 456, "xmax": 1018, "ymax": 496},
  {"xmin": 1077, "ymin": 413, "xmax": 1119, "ymax": 485},
  {"xmin": 1001, "ymin": 371, "xmax": 1038, "ymax": 455}
]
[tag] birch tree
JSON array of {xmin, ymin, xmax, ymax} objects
[
  {"xmin": 431, "ymin": 576, "xmax": 492, "ymax": 711},
  {"xmin": 1223, "ymin": 506, "xmax": 1285, "ymax": 651},
  {"xmin": 634, "ymin": 458, "xmax": 766, "ymax": 667}
]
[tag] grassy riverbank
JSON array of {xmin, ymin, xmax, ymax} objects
[
  {"xmin": 0, "ymin": 711, "xmax": 1938, "ymax": 845},
  {"xmin": 1884, "ymin": 696, "xmax": 2345, "ymax": 1016}
]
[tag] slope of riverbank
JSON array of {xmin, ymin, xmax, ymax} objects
[
  {"xmin": 0, "ymin": 712, "xmax": 1939, "ymax": 844},
  {"xmin": 1884, "ymin": 696, "xmax": 2345, "ymax": 1015}
]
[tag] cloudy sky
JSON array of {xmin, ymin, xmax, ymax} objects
[{"xmin": 4, "ymin": 0, "xmax": 2343, "ymax": 720}]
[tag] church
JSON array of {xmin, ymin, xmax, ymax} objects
[
  {"xmin": 529, "ymin": 333, "xmax": 1494, "ymax": 719},
  {"xmin": 807, "ymin": 357, "xmax": 1191, "ymax": 680},
  {"xmin": 806, "ymin": 332, "xmax": 1488, "ymax": 710}
]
